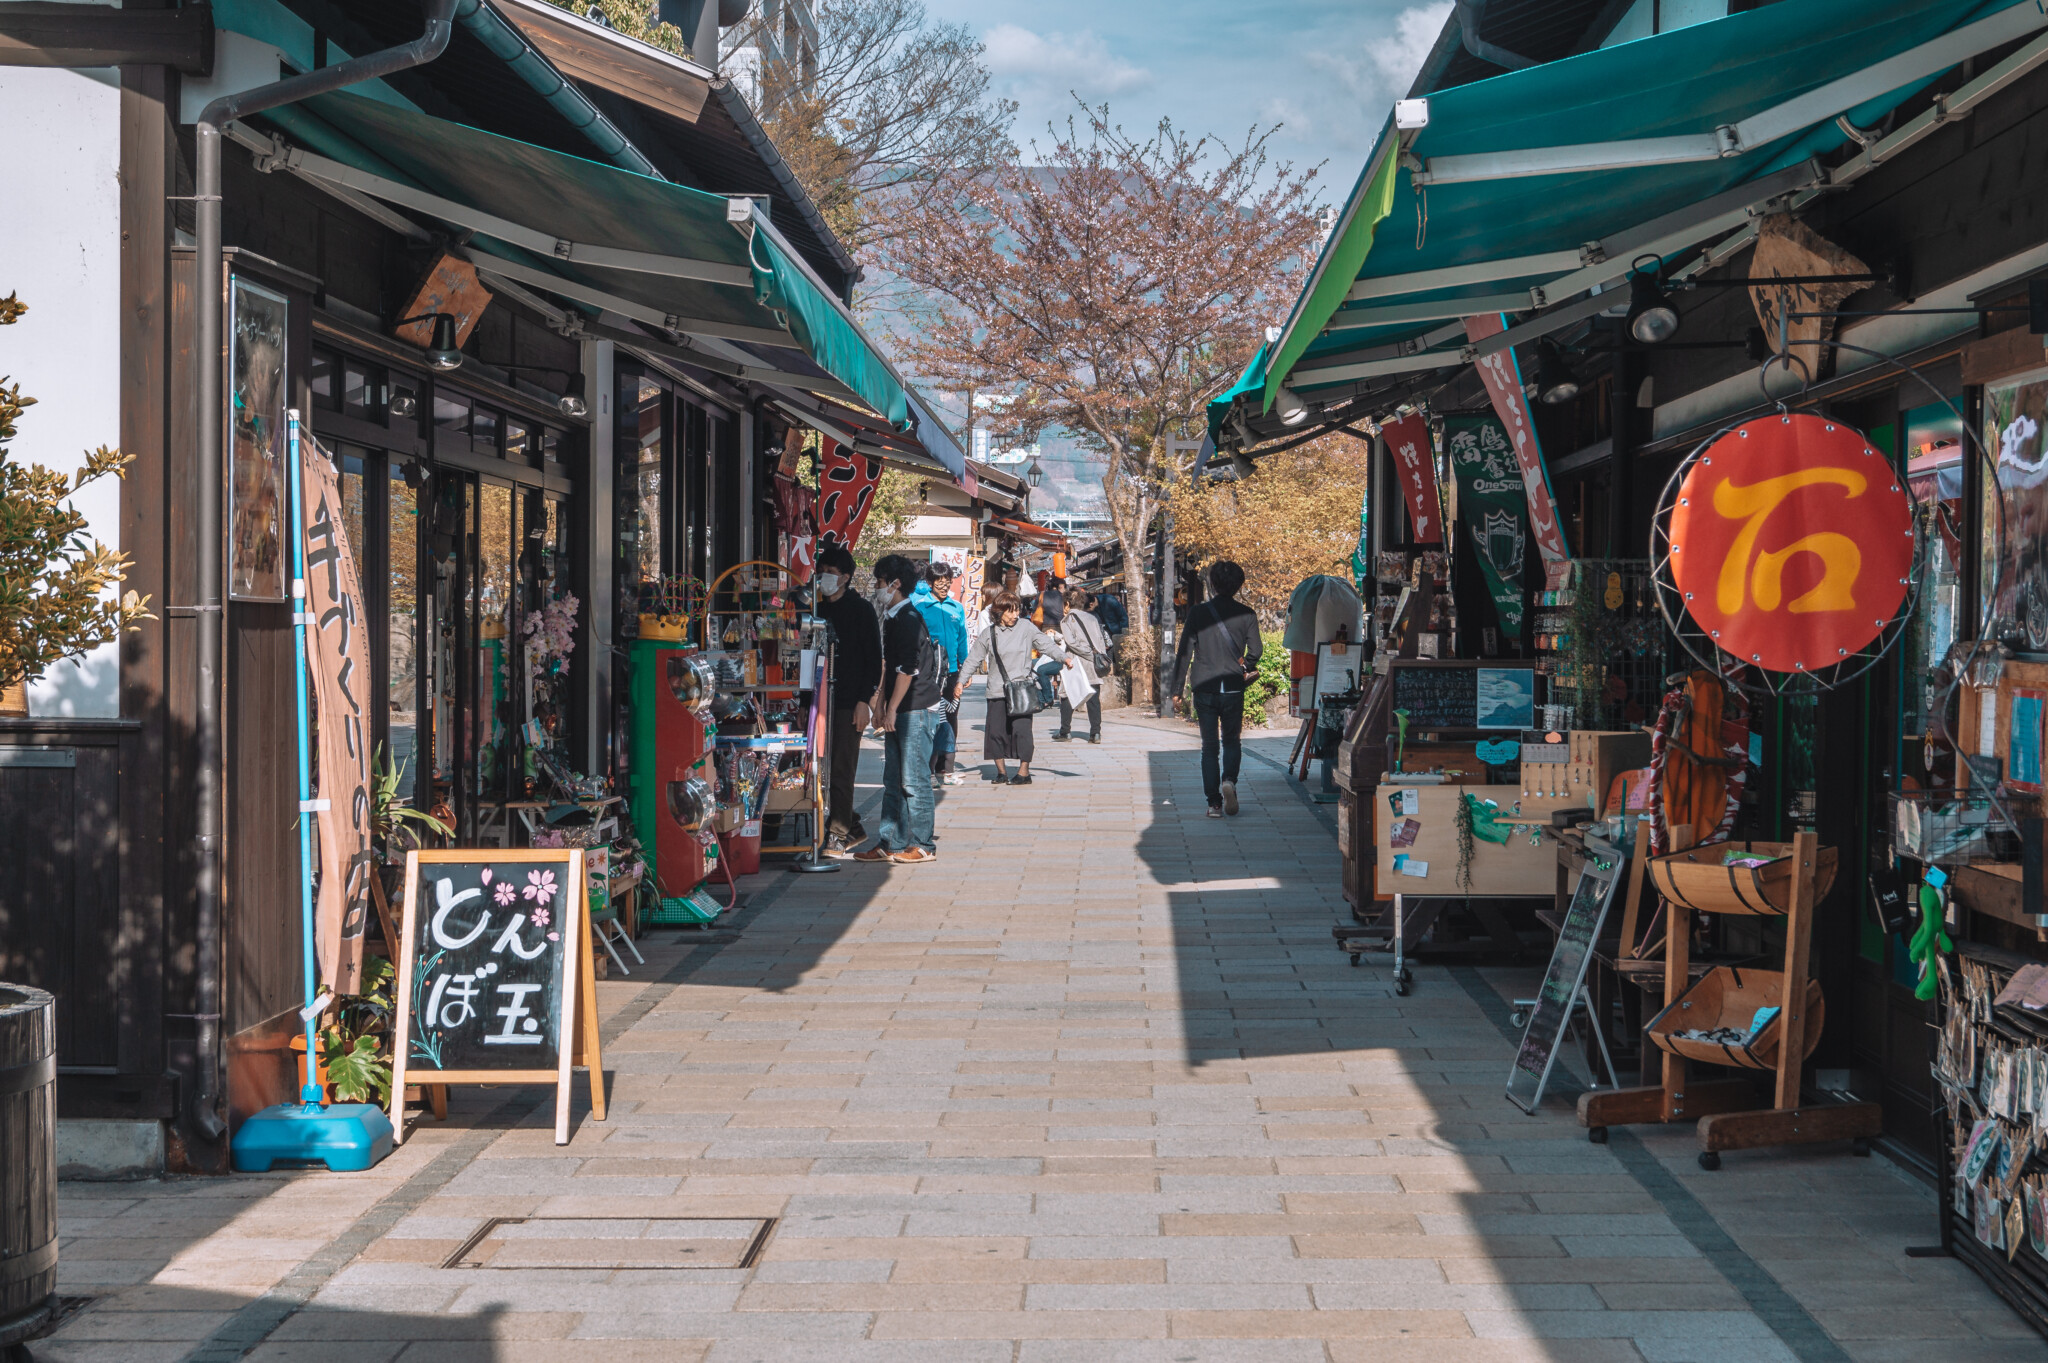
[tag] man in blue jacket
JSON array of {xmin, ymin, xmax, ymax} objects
[{"xmin": 913, "ymin": 561, "xmax": 971, "ymax": 786}]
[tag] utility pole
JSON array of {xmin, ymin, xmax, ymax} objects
[{"xmin": 1159, "ymin": 438, "xmax": 1203, "ymax": 717}]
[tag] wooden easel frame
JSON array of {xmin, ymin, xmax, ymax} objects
[
  {"xmin": 1577, "ymin": 830, "xmax": 1881, "ymax": 1163},
  {"xmin": 388, "ymin": 848, "xmax": 608, "ymax": 1145}
]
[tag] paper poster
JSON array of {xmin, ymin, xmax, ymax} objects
[
  {"xmin": 1388, "ymin": 788, "xmax": 1420, "ymax": 817},
  {"xmin": 1393, "ymin": 855, "xmax": 1429, "ymax": 878},
  {"xmin": 1476, "ymin": 668, "xmax": 1536, "ymax": 730},
  {"xmin": 1389, "ymin": 818, "xmax": 1420, "ymax": 848},
  {"xmin": 1316, "ymin": 643, "xmax": 1362, "ymax": 700},
  {"xmin": 2012, "ymin": 690, "xmax": 2045, "ymax": 793},
  {"xmin": 1980, "ymin": 689, "xmax": 2000, "ymax": 758}
]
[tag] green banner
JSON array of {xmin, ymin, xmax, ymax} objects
[
  {"xmin": 1348, "ymin": 482, "xmax": 1370, "ymax": 596},
  {"xmin": 1444, "ymin": 415, "xmax": 1526, "ymax": 639}
]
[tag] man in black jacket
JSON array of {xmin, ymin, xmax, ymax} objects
[
  {"xmin": 1170, "ymin": 560, "xmax": 1263, "ymax": 818},
  {"xmin": 856, "ymin": 554, "xmax": 942, "ymax": 864},
  {"xmin": 814, "ymin": 544, "xmax": 880, "ymax": 853}
]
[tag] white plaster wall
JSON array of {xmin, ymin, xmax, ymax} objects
[{"xmin": 0, "ymin": 66, "xmax": 124, "ymax": 717}]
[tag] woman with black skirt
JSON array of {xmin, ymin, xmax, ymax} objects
[{"xmin": 954, "ymin": 591, "xmax": 1071, "ymax": 785}]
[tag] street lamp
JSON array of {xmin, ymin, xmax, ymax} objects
[
  {"xmin": 1026, "ymin": 459, "xmax": 1044, "ymax": 488},
  {"xmin": 1274, "ymin": 385, "xmax": 1310, "ymax": 427},
  {"xmin": 1532, "ymin": 340, "xmax": 1583, "ymax": 405},
  {"xmin": 1626, "ymin": 256, "xmax": 1681, "ymax": 344}
]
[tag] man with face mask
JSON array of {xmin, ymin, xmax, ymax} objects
[
  {"xmin": 813, "ymin": 544, "xmax": 880, "ymax": 855},
  {"xmin": 856, "ymin": 554, "xmax": 942, "ymax": 864}
]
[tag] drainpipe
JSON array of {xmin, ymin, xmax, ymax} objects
[{"xmin": 188, "ymin": 0, "xmax": 456, "ymax": 1148}]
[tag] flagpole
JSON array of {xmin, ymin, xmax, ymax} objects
[{"xmin": 287, "ymin": 410, "xmax": 323, "ymax": 1105}]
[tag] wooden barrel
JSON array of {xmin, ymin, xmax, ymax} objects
[{"xmin": 0, "ymin": 984, "xmax": 57, "ymax": 1341}]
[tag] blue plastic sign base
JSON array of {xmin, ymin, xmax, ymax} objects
[{"xmin": 231, "ymin": 1102, "xmax": 395, "ymax": 1172}]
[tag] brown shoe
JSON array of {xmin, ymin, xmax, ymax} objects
[
  {"xmin": 852, "ymin": 847, "xmax": 894, "ymax": 863},
  {"xmin": 890, "ymin": 847, "xmax": 937, "ymax": 864}
]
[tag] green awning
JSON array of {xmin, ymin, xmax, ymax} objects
[
  {"xmin": 1223, "ymin": 0, "xmax": 2039, "ymax": 428},
  {"xmin": 270, "ymin": 90, "xmax": 923, "ymax": 440}
]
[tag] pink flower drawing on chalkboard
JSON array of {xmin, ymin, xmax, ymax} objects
[
  {"xmin": 524, "ymin": 869, "xmax": 558, "ymax": 904},
  {"xmin": 530, "ymin": 906, "xmax": 551, "ymax": 929},
  {"xmin": 492, "ymin": 881, "xmax": 517, "ymax": 906}
]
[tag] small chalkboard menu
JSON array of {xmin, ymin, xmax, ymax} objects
[
  {"xmin": 389, "ymin": 849, "xmax": 606, "ymax": 1144},
  {"xmin": 1506, "ymin": 833, "xmax": 1624, "ymax": 1115},
  {"xmin": 1390, "ymin": 661, "xmax": 1538, "ymax": 731}
]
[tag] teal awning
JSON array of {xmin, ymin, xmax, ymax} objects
[
  {"xmin": 1222, "ymin": 0, "xmax": 2041, "ymax": 430},
  {"xmin": 258, "ymin": 91, "xmax": 933, "ymax": 452}
]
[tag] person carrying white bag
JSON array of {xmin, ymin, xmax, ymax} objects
[{"xmin": 1052, "ymin": 589, "xmax": 1113, "ymax": 744}]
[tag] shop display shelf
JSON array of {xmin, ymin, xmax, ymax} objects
[{"xmin": 1647, "ymin": 840, "xmax": 1839, "ymax": 916}]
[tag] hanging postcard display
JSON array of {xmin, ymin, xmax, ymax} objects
[
  {"xmin": 227, "ymin": 277, "xmax": 289, "ymax": 601},
  {"xmin": 1983, "ymin": 366, "xmax": 2048, "ymax": 649},
  {"xmin": 1446, "ymin": 414, "xmax": 1528, "ymax": 639}
]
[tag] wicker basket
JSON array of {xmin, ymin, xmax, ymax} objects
[
  {"xmin": 1647, "ymin": 840, "xmax": 1837, "ymax": 917},
  {"xmin": 1646, "ymin": 967, "xmax": 1824, "ymax": 1071}
]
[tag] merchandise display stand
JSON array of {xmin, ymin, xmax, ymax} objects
[{"xmin": 1577, "ymin": 830, "xmax": 1882, "ymax": 1167}]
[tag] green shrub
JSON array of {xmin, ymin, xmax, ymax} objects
[{"xmin": 1244, "ymin": 632, "xmax": 1290, "ymax": 727}]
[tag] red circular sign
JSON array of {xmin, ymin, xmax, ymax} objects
[{"xmin": 1668, "ymin": 414, "xmax": 1913, "ymax": 674}]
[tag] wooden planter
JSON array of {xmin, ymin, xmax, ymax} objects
[
  {"xmin": 1648, "ymin": 840, "xmax": 1839, "ymax": 916},
  {"xmin": 1647, "ymin": 967, "xmax": 1825, "ymax": 1071}
]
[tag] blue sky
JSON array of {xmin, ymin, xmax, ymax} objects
[{"xmin": 926, "ymin": 0, "xmax": 1453, "ymax": 196}]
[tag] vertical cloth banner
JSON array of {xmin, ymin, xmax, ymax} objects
[
  {"xmin": 1348, "ymin": 482, "xmax": 1372, "ymax": 595},
  {"xmin": 303, "ymin": 439, "xmax": 374, "ymax": 995},
  {"xmin": 814, "ymin": 438, "xmax": 886, "ymax": 550},
  {"xmin": 1445, "ymin": 415, "xmax": 1528, "ymax": 639},
  {"xmin": 1464, "ymin": 315, "xmax": 1570, "ymax": 563},
  {"xmin": 1382, "ymin": 412, "xmax": 1443, "ymax": 544}
]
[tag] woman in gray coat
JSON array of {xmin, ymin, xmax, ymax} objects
[
  {"xmin": 954, "ymin": 592, "xmax": 1071, "ymax": 785},
  {"xmin": 1053, "ymin": 591, "xmax": 1111, "ymax": 744}
]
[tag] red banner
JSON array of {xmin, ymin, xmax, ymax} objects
[
  {"xmin": 1382, "ymin": 412, "xmax": 1442, "ymax": 544},
  {"xmin": 814, "ymin": 439, "xmax": 885, "ymax": 550},
  {"xmin": 1464, "ymin": 315, "xmax": 1570, "ymax": 563},
  {"xmin": 303, "ymin": 439, "xmax": 374, "ymax": 995}
]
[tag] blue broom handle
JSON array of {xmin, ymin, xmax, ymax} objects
[{"xmin": 287, "ymin": 410, "xmax": 321, "ymax": 1104}]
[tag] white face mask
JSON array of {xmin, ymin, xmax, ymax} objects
[{"xmin": 817, "ymin": 573, "xmax": 842, "ymax": 596}]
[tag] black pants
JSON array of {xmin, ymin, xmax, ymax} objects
[
  {"xmin": 1192, "ymin": 687, "xmax": 1244, "ymax": 807},
  {"xmin": 827, "ymin": 706, "xmax": 864, "ymax": 840},
  {"xmin": 1057, "ymin": 687, "xmax": 1101, "ymax": 737}
]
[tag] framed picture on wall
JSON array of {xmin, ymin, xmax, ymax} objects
[{"xmin": 227, "ymin": 276, "xmax": 289, "ymax": 601}]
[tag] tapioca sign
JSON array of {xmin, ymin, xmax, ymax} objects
[{"xmin": 389, "ymin": 849, "xmax": 607, "ymax": 1144}]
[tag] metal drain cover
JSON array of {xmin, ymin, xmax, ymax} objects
[{"xmin": 444, "ymin": 1217, "xmax": 774, "ymax": 1270}]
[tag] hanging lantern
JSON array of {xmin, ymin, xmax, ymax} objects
[{"xmin": 1661, "ymin": 414, "xmax": 1916, "ymax": 679}]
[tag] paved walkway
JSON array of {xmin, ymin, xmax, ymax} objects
[{"xmin": 43, "ymin": 698, "xmax": 2040, "ymax": 1362}]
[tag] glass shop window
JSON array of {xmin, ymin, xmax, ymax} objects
[
  {"xmin": 540, "ymin": 427, "xmax": 563, "ymax": 468},
  {"xmin": 505, "ymin": 420, "xmax": 531, "ymax": 465},
  {"xmin": 310, "ymin": 348, "xmax": 339, "ymax": 411},
  {"xmin": 342, "ymin": 360, "xmax": 385, "ymax": 419},
  {"xmin": 388, "ymin": 460, "xmax": 422, "ymax": 801},
  {"xmin": 472, "ymin": 405, "xmax": 500, "ymax": 453},
  {"xmin": 434, "ymin": 390, "xmax": 471, "ymax": 434}
]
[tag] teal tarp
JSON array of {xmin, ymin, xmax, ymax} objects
[
  {"xmin": 285, "ymin": 91, "xmax": 920, "ymax": 438},
  {"xmin": 1238, "ymin": 0, "xmax": 2015, "ymax": 406}
]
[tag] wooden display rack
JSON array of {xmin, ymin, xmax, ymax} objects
[{"xmin": 1577, "ymin": 830, "xmax": 1882, "ymax": 1168}]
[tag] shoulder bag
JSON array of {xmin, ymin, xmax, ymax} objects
[{"xmin": 988, "ymin": 627, "xmax": 1041, "ymax": 716}]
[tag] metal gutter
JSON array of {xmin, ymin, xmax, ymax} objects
[
  {"xmin": 193, "ymin": 0, "xmax": 458, "ymax": 1155},
  {"xmin": 449, "ymin": 0, "xmax": 662, "ymax": 178},
  {"xmin": 709, "ymin": 78, "xmax": 862, "ymax": 292}
]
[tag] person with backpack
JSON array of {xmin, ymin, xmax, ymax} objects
[
  {"xmin": 854, "ymin": 554, "xmax": 943, "ymax": 864},
  {"xmin": 953, "ymin": 592, "xmax": 1071, "ymax": 785},
  {"xmin": 1170, "ymin": 560, "xmax": 1263, "ymax": 817},
  {"xmin": 912, "ymin": 561, "xmax": 970, "ymax": 786}
]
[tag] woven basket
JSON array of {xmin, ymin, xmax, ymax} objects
[
  {"xmin": 1646, "ymin": 967, "xmax": 1824, "ymax": 1071},
  {"xmin": 1647, "ymin": 840, "xmax": 1837, "ymax": 917}
]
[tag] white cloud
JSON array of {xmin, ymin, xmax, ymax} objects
[
  {"xmin": 983, "ymin": 22, "xmax": 1152, "ymax": 98},
  {"xmin": 1371, "ymin": 1, "xmax": 1452, "ymax": 90}
]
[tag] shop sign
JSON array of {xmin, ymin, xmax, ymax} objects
[
  {"xmin": 1464, "ymin": 314, "xmax": 1570, "ymax": 564},
  {"xmin": 1446, "ymin": 414, "xmax": 1527, "ymax": 638},
  {"xmin": 1668, "ymin": 415, "xmax": 1913, "ymax": 673},
  {"xmin": 303, "ymin": 440, "xmax": 375, "ymax": 994},
  {"xmin": 1382, "ymin": 412, "xmax": 1442, "ymax": 544}
]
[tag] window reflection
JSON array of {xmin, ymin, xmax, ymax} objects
[
  {"xmin": 475, "ymin": 481, "xmax": 516, "ymax": 804},
  {"xmin": 434, "ymin": 391, "xmax": 470, "ymax": 433},
  {"xmin": 388, "ymin": 461, "xmax": 421, "ymax": 801},
  {"xmin": 472, "ymin": 406, "xmax": 500, "ymax": 453}
]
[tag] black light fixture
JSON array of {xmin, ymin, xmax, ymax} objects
[
  {"xmin": 389, "ymin": 389, "xmax": 419, "ymax": 419},
  {"xmin": 557, "ymin": 372, "xmax": 588, "ymax": 419},
  {"xmin": 1026, "ymin": 459, "xmax": 1044, "ymax": 488},
  {"xmin": 1626, "ymin": 255, "xmax": 1681, "ymax": 344},
  {"xmin": 1533, "ymin": 340, "xmax": 1582, "ymax": 406},
  {"xmin": 394, "ymin": 312, "xmax": 465, "ymax": 371}
]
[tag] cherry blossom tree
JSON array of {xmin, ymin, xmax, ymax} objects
[{"xmin": 880, "ymin": 108, "xmax": 1321, "ymax": 702}]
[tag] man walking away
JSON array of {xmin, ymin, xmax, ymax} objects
[
  {"xmin": 1057, "ymin": 589, "xmax": 1112, "ymax": 744},
  {"xmin": 857, "ymin": 554, "xmax": 942, "ymax": 864},
  {"xmin": 1171, "ymin": 560, "xmax": 1262, "ymax": 818},
  {"xmin": 913, "ymin": 561, "xmax": 969, "ymax": 786},
  {"xmin": 813, "ymin": 545, "xmax": 879, "ymax": 856}
]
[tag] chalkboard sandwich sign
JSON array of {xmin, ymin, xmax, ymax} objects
[{"xmin": 390, "ymin": 849, "xmax": 607, "ymax": 1145}]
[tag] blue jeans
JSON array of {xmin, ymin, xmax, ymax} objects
[
  {"xmin": 1192, "ymin": 687, "xmax": 1244, "ymax": 808},
  {"xmin": 878, "ymin": 707, "xmax": 938, "ymax": 853},
  {"xmin": 1035, "ymin": 657, "xmax": 1061, "ymax": 706}
]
